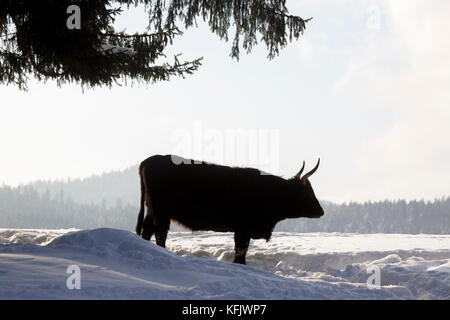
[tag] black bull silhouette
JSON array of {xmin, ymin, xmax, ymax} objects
[{"xmin": 136, "ymin": 155, "xmax": 324, "ymax": 264}]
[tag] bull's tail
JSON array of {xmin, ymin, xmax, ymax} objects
[{"xmin": 135, "ymin": 165, "xmax": 145, "ymax": 236}]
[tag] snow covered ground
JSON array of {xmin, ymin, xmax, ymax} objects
[{"xmin": 0, "ymin": 228, "xmax": 449, "ymax": 299}]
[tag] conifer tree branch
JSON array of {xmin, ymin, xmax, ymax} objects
[{"xmin": 0, "ymin": 0, "xmax": 309, "ymax": 90}]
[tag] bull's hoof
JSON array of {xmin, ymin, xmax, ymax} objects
[
  {"xmin": 141, "ymin": 232, "xmax": 151, "ymax": 241},
  {"xmin": 233, "ymin": 256, "xmax": 246, "ymax": 265}
]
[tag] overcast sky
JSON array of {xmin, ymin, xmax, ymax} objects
[{"xmin": 1, "ymin": 0, "xmax": 449, "ymax": 203}]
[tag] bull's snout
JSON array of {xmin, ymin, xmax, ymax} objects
[{"xmin": 313, "ymin": 210, "xmax": 325, "ymax": 218}]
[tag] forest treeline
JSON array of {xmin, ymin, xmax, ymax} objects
[
  {"xmin": 0, "ymin": 183, "xmax": 448, "ymax": 234},
  {"xmin": 0, "ymin": 185, "xmax": 135, "ymax": 230},
  {"xmin": 277, "ymin": 198, "xmax": 450, "ymax": 234}
]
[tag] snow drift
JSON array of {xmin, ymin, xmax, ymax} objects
[{"xmin": 0, "ymin": 228, "xmax": 449, "ymax": 299}]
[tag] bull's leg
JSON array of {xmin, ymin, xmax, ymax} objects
[
  {"xmin": 233, "ymin": 232, "xmax": 250, "ymax": 265},
  {"xmin": 141, "ymin": 213, "xmax": 154, "ymax": 241},
  {"xmin": 154, "ymin": 215, "xmax": 170, "ymax": 248},
  {"xmin": 141, "ymin": 199, "xmax": 155, "ymax": 240}
]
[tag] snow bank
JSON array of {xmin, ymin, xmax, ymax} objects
[
  {"xmin": 0, "ymin": 228, "xmax": 78, "ymax": 245},
  {"xmin": 167, "ymin": 232, "xmax": 450, "ymax": 300},
  {"xmin": 0, "ymin": 229, "xmax": 449, "ymax": 299}
]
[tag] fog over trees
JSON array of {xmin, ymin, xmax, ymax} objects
[{"xmin": 1, "ymin": 167, "xmax": 448, "ymax": 234}]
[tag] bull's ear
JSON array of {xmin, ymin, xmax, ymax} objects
[{"xmin": 294, "ymin": 161, "xmax": 305, "ymax": 179}]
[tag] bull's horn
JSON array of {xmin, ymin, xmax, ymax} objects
[
  {"xmin": 294, "ymin": 161, "xmax": 305, "ymax": 179},
  {"xmin": 301, "ymin": 158, "xmax": 320, "ymax": 180}
]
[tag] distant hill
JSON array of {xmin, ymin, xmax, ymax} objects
[{"xmin": 30, "ymin": 165, "xmax": 140, "ymax": 208}]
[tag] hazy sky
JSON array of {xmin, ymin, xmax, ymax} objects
[{"xmin": 1, "ymin": 0, "xmax": 449, "ymax": 203}]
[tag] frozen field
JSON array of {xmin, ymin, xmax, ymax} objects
[{"xmin": 0, "ymin": 228, "xmax": 449, "ymax": 299}]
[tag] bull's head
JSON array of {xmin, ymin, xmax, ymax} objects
[{"xmin": 288, "ymin": 159, "xmax": 324, "ymax": 219}]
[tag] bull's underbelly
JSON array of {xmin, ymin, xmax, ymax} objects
[
  {"xmin": 170, "ymin": 216, "xmax": 273, "ymax": 241},
  {"xmin": 172, "ymin": 219, "xmax": 235, "ymax": 233},
  {"xmin": 170, "ymin": 214, "xmax": 235, "ymax": 232}
]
